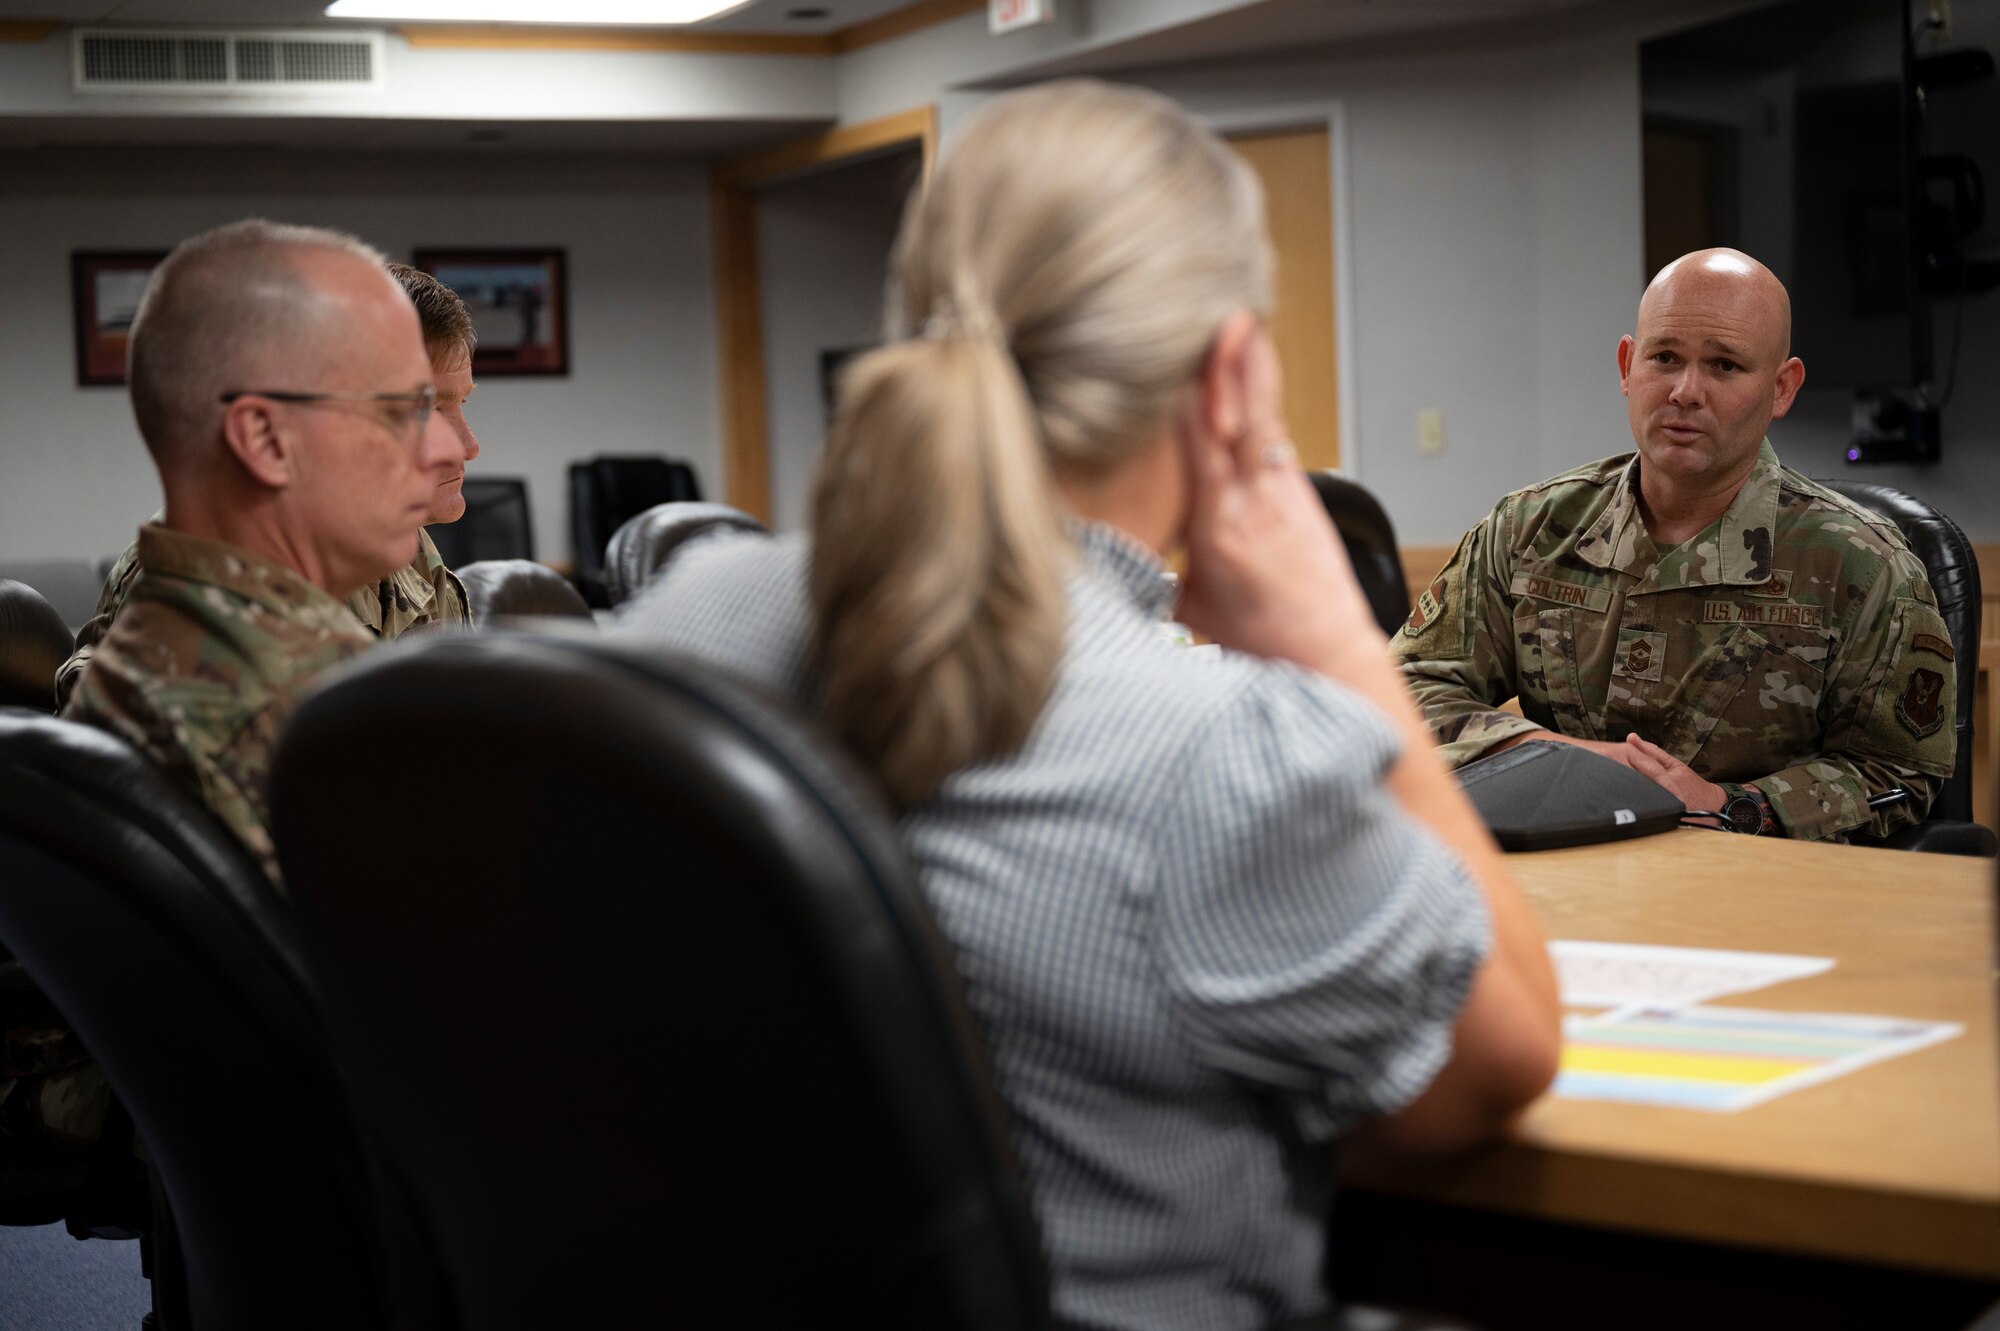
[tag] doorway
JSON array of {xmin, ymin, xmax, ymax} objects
[{"xmin": 1228, "ymin": 125, "xmax": 1341, "ymax": 471}]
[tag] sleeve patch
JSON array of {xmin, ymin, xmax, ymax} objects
[
  {"xmin": 1392, "ymin": 529, "xmax": 1481, "ymax": 663},
  {"xmin": 1408, "ymin": 576, "xmax": 1447, "ymax": 633},
  {"xmin": 1909, "ymin": 631, "xmax": 1955, "ymax": 663},
  {"xmin": 1895, "ymin": 667, "xmax": 1947, "ymax": 739},
  {"xmin": 1856, "ymin": 596, "xmax": 1957, "ymax": 772}
]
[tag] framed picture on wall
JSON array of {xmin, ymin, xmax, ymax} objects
[
  {"xmin": 412, "ymin": 248, "xmax": 569, "ymax": 377},
  {"xmin": 71, "ymin": 251, "xmax": 166, "ymax": 386}
]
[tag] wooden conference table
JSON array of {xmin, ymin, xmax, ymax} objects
[{"xmin": 1344, "ymin": 829, "xmax": 2000, "ymax": 1281}]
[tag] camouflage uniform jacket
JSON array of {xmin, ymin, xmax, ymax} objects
[
  {"xmin": 1391, "ymin": 441, "xmax": 1956, "ymax": 842},
  {"xmin": 56, "ymin": 521, "xmax": 467, "ymax": 709},
  {"xmin": 60, "ymin": 524, "xmax": 373, "ymax": 886},
  {"xmin": 11, "ymin": 528, "xmax": 370, "ymax": 1152}
]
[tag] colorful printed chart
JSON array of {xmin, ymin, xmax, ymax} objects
[{"xmin": 1556, "ymin": 1005, "xmax": 1965, "ymax": 1112}]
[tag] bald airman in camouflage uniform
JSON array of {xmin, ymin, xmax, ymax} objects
[
  {"xmin": 3, "ymin": 220, "xmax": 463, "ymax": 1158},
  {"xmin": 53, "ymin": 257, "xmax": 481, "ymax": 711},
  {"xmin": 1394, "ymin": 247, "xmax": 1954, "ymax": 843}
]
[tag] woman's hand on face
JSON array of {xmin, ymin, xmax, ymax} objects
[{"xmin": 1174, "ymin": 315, "xmax": 1383, "ymax": 673}]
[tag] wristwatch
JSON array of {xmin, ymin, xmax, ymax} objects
[{"xmin": 1720, "ymin": 783, "xmax": 1775, "ymax": 836}]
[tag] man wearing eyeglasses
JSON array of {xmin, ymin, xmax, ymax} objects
[
  {"xmin": 61, "ymin": 218, "xmax": 462, "ymax": 887},
  {"xmin": 53, "ymin": 261, "xmax": 479, "ymax": 710},
  {"xmin": 3, "ymin": 222, "xmax": 462, "ymax": 1163}
]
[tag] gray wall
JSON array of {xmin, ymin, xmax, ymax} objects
[
  {"xmin": 842, "ymin": 0, "xmax": 1999, "ymax": 546},
  {"xmin": 0, "ymin": 150, "xmax": 719, "ymax": 563},
  {"xmin": 754, "ymin": 149, "xmax": 916, "ymax": 532},
  {"xmin": 1140, "ymin": 6, "xmax": 2000, "ymax": 544},
  {"xmin": 1137, "ymin": 30, "xmax": 1648, "ymax": 547}
]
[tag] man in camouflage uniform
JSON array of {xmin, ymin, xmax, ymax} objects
[
  {"xmin": 1393, "ymin": 248, "xmax": 1954, "ymax": 843},
  {"xmin": 2, "ymin": 221, "xmax": 460, "ymax": 1156},
  {"xmin": 53, "ymin": 262, "xmax": 481, "ymax": 710}
]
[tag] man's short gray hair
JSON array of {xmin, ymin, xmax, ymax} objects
[{"xmin": 128, "ymin": 218, "xmax": 389, "ymax": 467}]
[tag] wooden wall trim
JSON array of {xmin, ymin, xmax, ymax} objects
[
  {"xmin": 710, "ymin": 105, "xmax": 935, "ymax": 523},
  {"xmin": 712, "ymin": 184, "xmax": 770, "ymax": 524},
  {"xmin": 716, "ymin": 104, "xmax": 936, "ymax": 189},
  {"xmin": 0, "ymin": 21, "xmax": 56, "ymax": 42},
  {"xmin": 399, "ymin": 0, "xmax": 979, "ymax": 56},
  {"xmin": 1399, "ymin": 545, "xmax": 1453, "ymax": 611},
  {"xmin": 833, "ymin": 0, "xmax": 984, "ymax": 52},
  {"xmin": 1975, "ymin": 542, "xmax": 2000, "ymax": 606}
]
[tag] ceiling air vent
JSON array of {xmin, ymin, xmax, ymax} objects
[{"xmin": 73, "ymin": 29, "xmax": 386, "ymax": 95}]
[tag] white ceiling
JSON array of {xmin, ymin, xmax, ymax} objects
[{"xmin": 0, "ymin": 0, "xmax": 914, "ymax": 33}]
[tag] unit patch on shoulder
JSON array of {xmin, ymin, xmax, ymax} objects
[
  {"xmin": 1895, "ymin": 667, "xmax": 1947, "ymax": 739},
  {"xmin": 1408, "ymin": 576, "xmax": 1448, "ymax": 635}
]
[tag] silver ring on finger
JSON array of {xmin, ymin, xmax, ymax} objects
[{"xmin": 1260, "ymin": 439, "xmax": 1298, "ymax": 470}]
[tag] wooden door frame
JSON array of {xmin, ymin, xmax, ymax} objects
[
  {"xmin": 1206, "ymin": 102, "xmax": 1358, "ymax": 480},
  {"xmin": 710, "ymin": 105, "xmax": 938, "ymax": 522}
]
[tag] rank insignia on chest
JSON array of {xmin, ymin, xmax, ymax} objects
[
  {"xmin": 1409, "ymin": 576, "xmax": 1448, "ymax": 634},
  {"xmin": 1895, "ymin": 667, "xmax": 1947, "ymax": 739},
  {"xmin": 1611, "ymin": 628, "xmax": 1668, "ymax": 683},
  {"xmin": 1746, "ymin": 569, "xmax": 1795, "ymax": 599}
]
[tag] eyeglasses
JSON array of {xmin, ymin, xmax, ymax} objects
[{"xmin": 219, "ymin": 385, "xmax": 437, "ymax": 433}]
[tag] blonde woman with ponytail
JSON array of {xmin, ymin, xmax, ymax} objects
[{"xmin": 624, "ymin": 80, "xmax": 1559, "ymax": 1331}]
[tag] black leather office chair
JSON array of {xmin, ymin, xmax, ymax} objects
[
  {"xmin": 455, "ymin": 558, "xmax": 595, "ymax": 622},
  {"xmin": 568, "ymin": 456, "xmax": 702, "ymax": 607},
  {"xmin": 0, "ymin": 710, "xmax": 392, "ymax": 1330},
  {"xmin": 1309, "ymin": 472, "xmax": 1413, "ymax": 636},
  {"xmin": 270, "ymin": 632, "xmax": 1052, "ymax": 1330},
  {"xmin": 428, "ymin": 477, "xmax": 535, "ymax": 567},
  {"xmin": 602, "ymin": 501, "xmax": 766, "ymax": 608},
  {"xmin": 0, "ymin": 579, "xmax": 75, "ymax": 712},
  {"xmin": 1814, "ymin": 480, "xmax": 1994, "ymax": 856}
]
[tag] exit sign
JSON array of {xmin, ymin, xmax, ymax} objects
[{"xmin": 990, "ymin": 0, "xmax": 1055, "ymax": 34}]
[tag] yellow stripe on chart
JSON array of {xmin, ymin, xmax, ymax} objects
[{"xmin": 1561, "ymin": 1045, "xmax": 1816, "ymax": 1085}]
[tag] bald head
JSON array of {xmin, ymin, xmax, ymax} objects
[
  {"xmin": 128, "ymin": 219, "xmax": 394, "ymax": 471},
  {"xmin": 1640, "ymin": 247, "xmax": 1792, "ymax": 363},
  {"xmin": 1617, "ymin": 247, "xmax": 1806, "ymax": 507}
]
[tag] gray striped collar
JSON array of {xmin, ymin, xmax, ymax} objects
[{"xmin": 1070, "ymin": 519, "xmax": 1176, "ymax": 622}]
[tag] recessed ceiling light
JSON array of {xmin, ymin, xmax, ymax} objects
[{"xmin": 325, "ymin": 0, "xmax": 753, "ymax": 23}]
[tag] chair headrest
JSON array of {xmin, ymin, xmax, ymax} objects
[
  {"xmin": 0, "ymin": 579, "xmax": 77, "ymax": 712},
  {"xmin": 1812, "ymin": 479, "xmax": 1980, "ymax": 639},
  {"xmin": 0, "ymin": 707, "xmax": 317, "ymax": 1053},
  {"xmin": 1308, "ymin": 471, "xmax": 1399, "ymax": 551},
  {"xmin": 455, "ymin": 559, "xmax": 593, "ymax": 622},
  {"xmin": 605, "ymin": 502, "xmax": 767, "ymax": 607},
  {"xmin": 270, "ymin": 631, "xmax": 1050, "ymax": 1328}
]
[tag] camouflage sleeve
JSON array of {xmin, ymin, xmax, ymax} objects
[
  {"xmin": 53, "ymin": 539, "xmax": 142, "ymax": 711},
  {"xmin": 1389, "ymin": 505, "xmax": 1543, "ymax": 767},
  {"xmin": 204, "ymin": 707, "xmax": 288, "ymax": 891},
  {"xmin": 1755, "ymin": 551, "xmax": 1955, "ymax": 842}
]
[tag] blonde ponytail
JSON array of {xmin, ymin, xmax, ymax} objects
[
  {"xmin": 810, "ymin": 80, "xmax": 1271, "ymax": 805},
  {"xmin": 811, "ymin": 326, "xmax": 1068, "ymax": 805}
]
